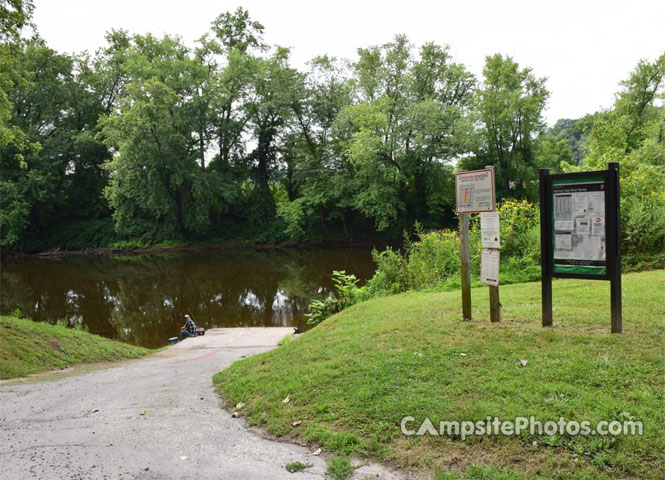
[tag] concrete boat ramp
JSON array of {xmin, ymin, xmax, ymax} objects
[{"xmin": 0, "ymin": 328, "xmax": 404, "ymax": 479}]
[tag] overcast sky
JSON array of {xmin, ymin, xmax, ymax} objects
[{"xmin": 33, "ymin": 0, "xmax": 664, "ymax": 126}]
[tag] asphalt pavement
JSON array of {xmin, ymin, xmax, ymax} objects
[{"xmin": 0, "ymin": 328, "xmax": 404, "ymax": 480}]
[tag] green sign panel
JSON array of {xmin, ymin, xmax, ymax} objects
[
  {"xmin": 539, "ymin": 164, "xmax": 622, "ymax": 332},
  {"xmin": 551, "ymin": 176, "xmax": 606, "ymax": 276}
]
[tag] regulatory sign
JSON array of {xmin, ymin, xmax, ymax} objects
[
  {"xmin": 480, "ymin": 249, "xmax": 500, "ymax": 286},
  {"xmin": 455, "ymin": 169, "xmax": 496, "ymax": 214},
  {"xmin": 551, "ymin": 177, "xmax": 606, "ymax": 276},
  {"xmin": 480, "ymin": 211, "xmax": 500, "ymax": 248}
]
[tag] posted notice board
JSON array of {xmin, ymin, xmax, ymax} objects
[
  {"xmin": 455, "ymin": 169, "xmax": 495, "ymax": 214},
  {"xmin": 551, "ymin": 176, "xmax": 606, "ymax": 276}
]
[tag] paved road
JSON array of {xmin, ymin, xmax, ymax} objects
[{"xmin": 0, "ymin": 328, "xmax": 403, "ymax": 480}]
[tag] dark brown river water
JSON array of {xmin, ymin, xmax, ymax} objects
[{"xmin": 0, "ymin": 247, "xmax": 376, "ymax": 348}]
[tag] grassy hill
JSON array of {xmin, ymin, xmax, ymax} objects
[
  {"xmin": 0, "ymin": 315, "xmax": 152, "ymax": 379},
  {"xmin": 215, "ymin": 270, "xmax": 665, "ymax": 479}
]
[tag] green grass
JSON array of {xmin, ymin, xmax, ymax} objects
[
  {"xmin": 214, "ymin": 270, "xmax": 665, "ymax": 479},
  {"xmin": 326, "ymin": 456, "xmax": 355, "ymax": 479},
  {"xmin": 278, "ymin": 333, "xmax": 294, "ymax": 346},
  {"xmin": 0, "ymin": 315, "xmax": 153, "ymax": 379},
  {"xmin": 285, "ymin": 461, "xmax": 312, "ymax": 473}
]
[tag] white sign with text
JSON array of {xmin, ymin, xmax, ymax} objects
[
  {"xmin": 455, "ymin": 169, "xmax": 496, "ymax": 214},
  {"xmin": 481, "ymin": 249, "xmax": 500, "ymax": 286},
  {"xmin": 480, "ymin": 211, "xmax": 501, "ymax": 249}
]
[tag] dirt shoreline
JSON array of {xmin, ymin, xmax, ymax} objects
[{"xmin": 3, "ymin": 238, "xmax": 393, "ymax": 259}]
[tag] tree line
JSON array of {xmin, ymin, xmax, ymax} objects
[{"xmin": 1, "ymin": 2, "xmax": 663, "ymax": 252}]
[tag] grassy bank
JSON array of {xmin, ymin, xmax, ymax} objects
[
  {"xmin": 0, "ymin": 315, "xmax": 152, "ymax": 379},
  {"xmin": 215, "ymin": 270, "xmax": 665, "ymax": 479}
]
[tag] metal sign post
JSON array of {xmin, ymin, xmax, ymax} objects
[{"xmin": 539, "ymin": 163, "xmax": 622, "ymax": 332}]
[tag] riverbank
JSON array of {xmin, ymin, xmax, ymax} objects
[
  {"xmin": 0, "ymin": 315, "xmax": 153, "ymax": 379},
  {"xmin": 214, "ymin": 270, "xmax": 665, "ymax": 479},
  {"xmin": 2, "ymin": 238, "xmax": 391, "ymax": 259}
]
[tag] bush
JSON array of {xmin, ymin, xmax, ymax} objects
[
  {"xmin": 23, "ymin": 217, "xmax": 118, "ymax": 252},
  {"xmin": 365, "ymin": 247, "xmax": 408, "ymax": 294},
  {"xmin": 367, "ymin": 200, "xmax": 542, "ymax": 297},
  {"xmin": 405, "ymin": 228, "xmax": 461, "ymax": 289},
  {"xmin": 306, "ymin": 271, "xmax": 367, "ymax": 326},
  {"xmin": 619, "ymin": 159, "xmax": 665, "ymax": 263},
  {"xmin": 476, "ymin": 199, "xmax": 540, "ymax": 261}
]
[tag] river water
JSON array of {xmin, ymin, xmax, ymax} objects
[{"xmin": 0, "ymin": 247, "xmax": 376, "ymax": 348}]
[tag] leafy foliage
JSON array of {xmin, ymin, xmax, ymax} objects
[
  {"xmin": 0, "ymin": 4, "xmax": 663, "ymax": 265},
  {"xmin": 306, "ymin": 270, "xmax": 363, "ymax": 326},
  {"xmin": 461, "ymin": 54, "xmax": 549, "ymax": 200},
  {"xmin": 366, "ymin": 200, "xmax": 541, "ymax": 297},
  {"xmin": 564, "ymin": 53, "xmax": 665, "ymax": 264},
  {"xmin": 284, "ymin": 461, "xmax": 311, "ymax": 473}
]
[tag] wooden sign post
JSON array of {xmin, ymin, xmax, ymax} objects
[
  {"xmin": 455, "ymin": 168, "xmax": 496, "ymax": 322},
  {"xmin": 539, "ymin": 163, "xmax": 622, "ymax": 332},
  {"xmin": 459, "ymin": 212, "xmax": 472, "ymax": 321},
  {"xmin": 482, "ymin": 166, "xmax": 500, "ymax": 322}
]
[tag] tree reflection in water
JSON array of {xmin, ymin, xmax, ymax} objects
[{"xmin": 1, "ymin": 248, "xmax": 375, "ymax": 348}]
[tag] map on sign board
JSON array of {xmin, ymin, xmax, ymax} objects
[
  {"xmin": 455, "ymin": 169, "xmax": 495, "ymax": 214},
  {"xmin": 552, "ymin": 178, "xmax": 606, "ymax": 275},
  {"xmin": 480, "ymin": 211, "xmax": 500, "ymax": 248},
  {"xmin": 480, "ymin": 249, "xmax": 500, "ymax": 286}
]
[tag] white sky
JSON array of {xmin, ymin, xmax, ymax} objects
[{"xmin": 33, "ymin": 0, "xmax": 665, "ymax": 126}]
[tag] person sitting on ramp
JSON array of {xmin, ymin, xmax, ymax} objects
[{"xmin": 180, "ymin": 314, "xmax": 198, "ymax": 340}]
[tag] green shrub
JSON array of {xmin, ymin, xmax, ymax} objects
[
  {"xmin": 309, "ymin": 194, "xmax": 659, "ymax": 324},
  {"xmin": 365, "ymin": 247, "xmax": 408, "ymax": 294},
  {"xmin": 482, "ymin": 199, "xmax": 540, "ymax": 261},
  {"xmin": 405, "ymin": 228, "xmax": 461, "ymax": 289},
  {"xmin": 306, "ymin": 271, "xmax": 366, "ymax": 326},
  {"xmin": 23, "ymin": 217, "xmax": 118, "ymax": 252},
  {"xmin": 366, "ymin": 200, "xmax": 542, "ymax": 297},
  {"xmin": 619, "ymin": 162, "xmax": 665, "ymax": 262}
]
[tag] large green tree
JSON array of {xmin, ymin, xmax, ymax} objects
[
  {"xmin": 462, "ymin": 54, "xmax": 549, "ymax": 199},
  {"xmin": 571, "ymin": 53, "xmax": 665, "ymax": 257},
  {"xmin": 278, "ymin": 36, "xmax": 475, "ymax": 237},
  {"xmin": 1, "ymin": 38, "xmax": 111, "ymax": 247},
  {"xmin": 100, "ymin": 34, "xmax": 225, "ymax": 239}
]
